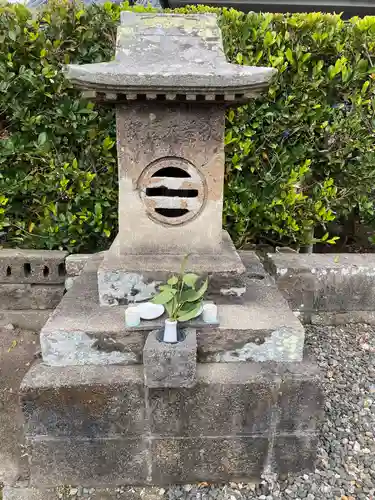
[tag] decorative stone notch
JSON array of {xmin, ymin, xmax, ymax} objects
[{"xmin": 66, "ymin": 12, "xmax": 275, "ymax": 306}]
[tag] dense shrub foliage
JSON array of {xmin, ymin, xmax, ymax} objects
[{"xmin": 1, "ymin": 2, "xmax": 375, "ymax": 251}]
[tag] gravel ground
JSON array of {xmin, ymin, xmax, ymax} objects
[
  {"xmin": 4, "ymin": 323, "xmax": 375, "ymax": 500},
  {"xmin": 158, "ymin": 324, "xmax": 375, "ymax": 500}
]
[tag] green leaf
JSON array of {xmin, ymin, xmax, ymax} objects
[
  {"xmin": 167, "ymin": 276, "xmax": 178, "ymax": 286},
  {"xmin": 75, "ymin": 9, "xmax": 85, "ymax": 20},
  {"xmin": 165, "ymin": 296, "xmax": 176, "ymax": 317},
  {"xmin": 264, "ymin": 30, "xmax": 274, "ymax": 47},
  {"xmin": 158, "ymin": 285, "xmax": 177, "ymax": 294},
  {"xmin": 152, "ymin": 290, "xmax": 175, "ymax": 305},
  {"xmin": 285, "ymin": 48, "xmax": 294, "ymax": 64},
  {"xmin": 236, "ymin": 52, "xmax": 243, "ymax": 64},
  {"xmin": 327, "ymin": 236, "xmax": 340, "ymax": 244},
  {"xmin": 176, "ymin": 302, "xmax": 202, "ymax": 322},
  {"xmin": 180, "ymin": 278, "xmax": 208, "ymax": 303},
  {"xmin": 38, "ymin": 132, "xmax": 47, "ymax": 146},
  {"xmin": 182, "ymin": 273, "xmax": 199, "ymax": 288}
]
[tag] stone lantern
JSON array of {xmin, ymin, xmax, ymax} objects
[
  {"xmin": 67, "ymin": 11, "xmax": 275, "ymax": 306},
  {"xmin": 9, "ymin": 13, "xmax": 323, "ymax": 497}
]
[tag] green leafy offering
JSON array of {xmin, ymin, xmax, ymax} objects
[{"xmin": 152, "ymin": 256, "xmax": 208, "ymax": 322}]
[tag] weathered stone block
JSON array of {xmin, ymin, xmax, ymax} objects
[
  {"xmin": 28, "ymin": 436, "xmax": 148, "ymax": 487},
  {"xmin": 238, "ymin": 250, "xmax": 271, "ymax": 279},
  {"xmin": 64, "ymin": 276, "xmax": 75, "ymax": 291},
  {"xmin": 65, "ymin": 253, "xmax": 94, "ymax": 277},
  {"xmin": 0, "ymin": 327, "xmax": 38, "ymax": 485},
  {"xmin": 143, "ymin": 328, "xmax": 197, "ymax": 388},
  {"xmin": 149, "ymin": 363, "xmax": 275, "ymax": 436},
  {"xmin": 151, "ymin": 436, "xmax": 269, "ymax": 484},
  {"xmin": 267, "ymin": 253, "xmax": 375, "ymax": 317},
  {"xmin": 197, "ymin": 276, "xmax": 305, "ymax": 363},
  {"xmin": 277, "ymin": 374, "xmax": 324, "ymax": 433},
  {"xmin": 20, "ymin": 359, "xmax": 323, "ymax": 486},
  {"xmin": 21, "ymin": 363, "xmax": 145, "ymax": 437},
  {"xmin": 97, "ymin": 231, "xmax": 246, "ymax": 306},
  {"xmin": 0, "ymin": 249, "xmax": 67, "ymax": 284},
  {"xmin": 272, "ymin": 435, "xmax": 318, "ymax": 475},
  {"xmin": 40, "ymin": 262, "xmax": 146, "ymax": 366},
  {"xmin": 0, "ymin": 284, "xmax": 64, "ymax": 310},
  {"xmin": 41, "ymin": 256, "xmax": 305, "ymax": 366},
  {"xmin": 115, "ymin": 102, "xmax": 225, "ymax": 255}
]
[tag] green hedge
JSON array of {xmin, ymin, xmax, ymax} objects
[{"xmin": 1, "ymin": 2, "xmax": 375, "ymax": 251}]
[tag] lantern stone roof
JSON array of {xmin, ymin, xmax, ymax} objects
[{"xmin": 65, "ymin": 12, "xmax": 276, "ymax": 103}]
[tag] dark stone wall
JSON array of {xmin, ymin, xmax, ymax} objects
[{"xmin": 20, "ymin": 361, "xmax": 323, "ymax": 487}]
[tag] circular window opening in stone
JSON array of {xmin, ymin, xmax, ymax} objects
[{"xmin": 138, "ymin": 157, "xmax": 207, "ymax": 226}]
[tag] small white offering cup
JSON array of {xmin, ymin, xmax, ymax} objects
[
  {"xmin": 125, "ymin": 306, "xmax": 141, "ymax": 327},
  {"xmin": 202, "ymin": 303, "xmax": 218, "ymax": 323}
]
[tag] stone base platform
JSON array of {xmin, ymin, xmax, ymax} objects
[
  {"xmin": 19, "ymin": 360, "xmax": 323, "ymax": 489},
  {"xmin": 40, "ymin": 252, "xmax": 305, "ymax": 366},
  {"xmin": 98, "ymin": 231, "xmax": 248, "ymax": 305}
]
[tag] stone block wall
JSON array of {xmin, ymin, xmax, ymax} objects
[
  {"xmin": 2, "ymin": 250, "xmax": 375, "ymax": 331},
  {"xmin": 266, "ymin": 252, "xmax": 375, "ymax": 325},
  {"xmin": 0, "ymin": 250, "xmax": 67, "ymax": 330},
  {"xmin": 20, "ymin": 361, "xmax": 323, "ymax": 487}
]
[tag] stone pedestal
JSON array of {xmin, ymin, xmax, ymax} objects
[
  {"xmin": 98, "ymin": 231, "xmax": 246, "ymax": 305},
  {"xmin": 20, "ymin": 359, "xmax": 322, "ymax": 488},
  {"xmin": 143, "ymin": 328, "xmax": 197, "ymax": 388},
  {"xmin": 39, "ymin": 253, "xmax": 305, "ymax": 367},
  {"xmin": 14, "ymin": 252, "xmax": 324, "ymax": 490}
]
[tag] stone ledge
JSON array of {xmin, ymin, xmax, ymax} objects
[
  {"xmin": 310, "ymin": 310, "xmax": 375, "ymax": 325},
  {"xmin": 266, "ymin": 253, "xmax": 375, "ymax": 322},
  {"xmin": 0, "ymin": 249, "xmax": 67, "ymax": 284},
  {"xmin": 65, "ymin": 254, "xmax": 93, "ymax": 277},
  {"xmin": 0, "ymin": 284, "xmax": 64, "ymax": 310},
  {"xmin": 3, "ymin": 485, "xmax": 54, "ymax": 500},
  {"xmin": 97, "ymin": 231, "xmax": 246, "ymax": 306},
  {"xmin": 40, "ymin": 254, "xmax": 304, "ymax": 366}
]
